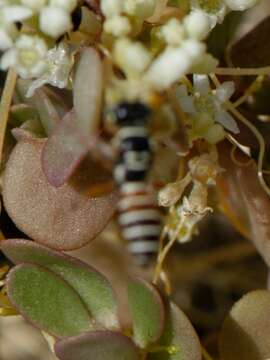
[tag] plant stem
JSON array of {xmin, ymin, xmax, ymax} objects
[
  {"xmin": 201, "ymin": 346, "xmax": 215, "ymax": 360},
  {"xmin": 210, "ymin": 73, "xmax": 270, "ymax": 198},
  {"xmin": 214, "ymin": 67, "xmax": 270, "ymax": 76},
  {"xmin": 0, "ymin": 68, "xmax": 17, "ymax": 166}
]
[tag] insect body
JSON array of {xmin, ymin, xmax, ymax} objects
[{"xmin": 113, "ymin": 102, "xmax": 162, "ymax": 266}]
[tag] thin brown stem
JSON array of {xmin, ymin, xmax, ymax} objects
[
  {"xmin": 214, "ymin": 67, "xmax": 270, "ymax": 76},
  {"xmin": 0, "ymin": 68, "xmax": 17, "ymax": 166}
]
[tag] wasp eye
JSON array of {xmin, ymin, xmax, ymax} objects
[{"xmin": 114, "ymin": 102, "xmax": 151, "ymax": 126}]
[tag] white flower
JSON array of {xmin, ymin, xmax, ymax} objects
[
  {"xmin": 181, "ymin": 39, "xmax": 206, "ymax": 61},
  {"xmin": 191, "ymin": 0, "xmax": 259, "ymax": 29},
  {"xmin": 0, "ymin": 2, "xmax": 33, "ymax": 50},
  {"xmin": 113, "ymin": 38, "xmax": 152, "ymax": 76},
  {"xmin": 26, "ymin": 42, "xmax": 73, "ymax": 97},
  {"xmin": 104, "ymin": 15, "xmax": 131, "ymax": 36},
  {"xmin": 146, "ymin": 39, "xmax": 206, "ymax": 90},
  {"xmin": 190, "ymin": 0, "xmax": 227, "ymax": 28},
  {"xmin": 40, "ymin": 6, "xmax": 73, "ymax": 38},
  {"xmin": 146, "ymin": 47, "xmax": 191, "ymax": 90},
  {"xmin": 1, "ymin": 3, "xmax": 33, "ymax": 23},
  {"xmin": 190, "ymin": 53, "xmax": 219, "ymax": 74},
  {"xmin": 183, "ymin": 10, "xmax": 211, "ymax": 40},
  {"xmin": 49, "ymin": 0, "xmax": 77, "ymax": 13},
  {"xmin": 0, "ymin": 21, "xmax": 16, "ymax": 51},
  {"xmin": 0, "ymin": 34, "xmax": 48, "ymax": 79},
  {"xmin": 124, "ymin": 0, "xmax": 156, "ymax": 19},
  {"xmin": 101, "ymin": 0, "xmax": 123, "ymax": 18},
  {"xmin": 176, "ymin": 74, "xmax": 239, "ymax": 134},
  {"xmin": 160, "ymin": 18, "xmax": 185, "ymax": 46},
  {"xmin": 224, "ymin": 0, "xmax": 259, "ymax": 11},
  {"xmin": 21, "ymin": 0, "xmax": 46, "ymax": 12}
]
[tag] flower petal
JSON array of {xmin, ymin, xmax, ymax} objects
[
  {"xmin": 3, "ymin": 6, "xmax": 33, "ymax": 22},
  {"xmin": 0, "ymin": 49, "xmax": 17, "ymax": 70},
  {"xmin": 179, "ymin": 96, "xmax": 196, "ymax": 114},
  {"xmin": 215, "ymin": 81, "xmax": 235, "ymax": 102},
  {"xmin": 215, "ymin": 110, "xmax": 239, "ymax": 134},
  {"xmin": 193, "ymin": 74, "xmax": 210, "ymax": 95},
  {"xmin": 0, "ymin": 30, "xmax": 13, "ymax": 51}
]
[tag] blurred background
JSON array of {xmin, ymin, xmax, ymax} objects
[{"xmin": 1, "ymin": 1, "xmax": 270, "ymax": 359}]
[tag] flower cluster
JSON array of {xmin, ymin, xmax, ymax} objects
[
  {"xmin": 101, "ymin": 0, "xmax": 156, "ymax": 37},
  {"xmin": 0, "ymin": 0, "xmax": 32, "ymax": 51},
  {"xmin": 106, "ymin": 6, "xmax": 218, "ymax": 103},
  {"xmin": 21, "ymin": 0, "xmax": 76, "ymax": 38},
  {"xmin": 0, "ymin": 0, "xmax": 260, "ymax": 98},
  {"xmin": 145, "ymin": 11, "xmax": 213, "ymax": 91},
  {"xmin": 0, "ymin": 0, "xmax": 76, "ymax": 83}
]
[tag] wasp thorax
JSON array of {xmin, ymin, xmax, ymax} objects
[{"xmin": 114, "ymin": 102, "xmax": 151, "ymax": 127}]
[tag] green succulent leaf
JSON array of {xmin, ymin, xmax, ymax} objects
[
  {"xmin": 55, "ymin": 331, "xmax": 140, "ymax": 360},
  {"xmin": 1, "ymin": 239, "xmax": 119, "ymax": 329},
  {"xmin": 127, "ymin": 277, "xmax": 165, "ymax": 349},
  {"xmin": 10, "ymin": 104, "xmax": 39, "ymax": 126},
  {"xmin": 16, "ymin": 79, "xmax": 60, "ymax": 135},
  {"xmin": 220, "ymin": 290, "xmax": 270, "ymax": 360},
  {"xmin": 7, "ymin": 263, "xmax": 92, "ymax": 338},
  {"xmin": 148, "ymin": 302, "xmax": 201, "ymax": 360}
]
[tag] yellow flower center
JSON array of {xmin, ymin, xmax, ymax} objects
[
  {"xmin": 194, "ymin": 94, "xmax": 215, "ymax": 115},
  {"xmin": 19, "ymin": 49, "xmax": 39, "ymax": 68}
]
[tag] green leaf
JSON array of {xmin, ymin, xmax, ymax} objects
[
  {"xmin": 1, "ymin": 239, "xmax": 119, "ymax": 329},
  {"xmin": 7, "ymin": 263, "xmax": 92, "ymax": 338},
  {"xmin": 10, "ymin": 104, "xmax": 39, "ymax": 127},
  {"xmin": 148, "ymin": 302, "xmax": 201, "ymax": 360},
  {"xmin": 127, "ymin": 278, "xmax": 165, "ymax": 349},
  {"xmin": 55, "ymin": 331, "xmax": 140, "ymax": 360},
  {"xmin": 16, "ymin": 79, "xmax": 60, "ymax": 135},
  {"xmin": 220, "ymin": 290, "xmax": 270, "ymax": 360}
]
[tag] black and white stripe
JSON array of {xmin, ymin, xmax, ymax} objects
[
  {"xmin": 114, "ymin": 127, "xmax": 152, "ymax": 185},
  {"xmin": 118, "ymin": 182, "xmax": 161, "ymax": 265},
  {"xmin": 113, "ymin": 102, "xmax": 162, "ymax": 266}
]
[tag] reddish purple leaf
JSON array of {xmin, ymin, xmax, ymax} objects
[
  {"xmin": 3, "ymin": 138, "xmax": 118, "ymax": 250},
  {"xmin": 220, "ymin": 290, "xmax": 270, "ymax": 360},
  {"xmin": 218, "ymin": 144, "xmax": 270, "ymax": 267},
  {"xmin": 230, "ymin": 16, "xmax": 270, "ymax": 68},
  {"xmin": 42, "ymin": 110, "xmax": 94, "ymax": 188},
  {"xmin": 73, "ymin": 47, "xmax": 103, "ymax": 136},
  {"xmin": 12, "ymin": 127, "xmax": 36, "ymax": 142}
]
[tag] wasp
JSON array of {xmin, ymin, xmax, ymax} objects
[{"xmin": 113, "ymin": 102, "xmax": 162, "ymax": 266}]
